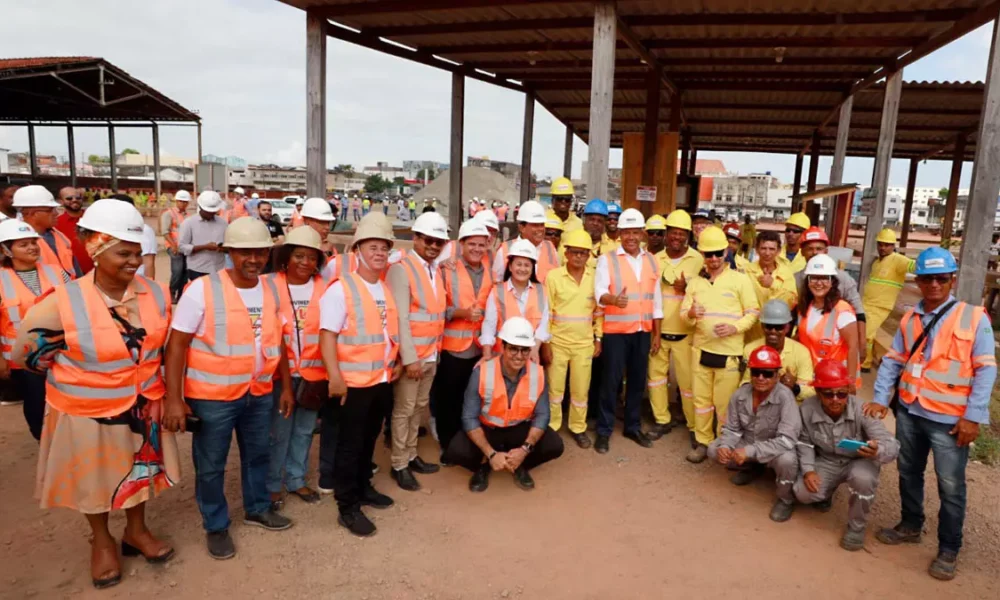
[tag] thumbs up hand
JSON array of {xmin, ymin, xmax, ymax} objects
[
  {"xmin": 673, "ymin": 271, "xmax": 687, "ymax": 293},
  {"xmin": 688, "ymin": 301, "xmax": 705, "ymax": 320},
  {"xmin": 614, "ymin": 286, "xmax": 629, "ymax": 309},
  {"xmin": 758, "ymin": 272, "xmax": 773, "ymax": 289}
]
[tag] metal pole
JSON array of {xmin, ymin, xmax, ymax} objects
[
  {"xmin": 563, "ymin": 125, "xmax": 573, "ymax": 179},
  {"xmin": 67, "ymin": 125, "xmax": 77, "ymax": 188},
  {"xmin": 306, "ymin": 10, "xmax": 327, "ymax": 199},
  {"xmin": 27, "ymin": 124, "xmax": 37, "ymax": 178},
  {"xmin": 830, "ymin": 96, "xmax": 852, "ymax": 186},
  {"xmin": 449, "ymin": 72, "xmax": 465, "ymax": 236},
  {"xmin": 520, "ymin": 91, "xmax": 534, "ymax": 205},
  {"xmin": 108, "ymin": 124, "xmax": 118, "ymax": 192},
  {"xmin": 899, "ymin": 158, "xmax": 918, "ymax": 247},
  {"xmin": 152, "ymin": 123, "xmax": 161, "ymax": 206},
  {"xmin": 941, "ymin": 136, "xmax": 966, "ymax": 242},
  {"xmin": 679, "ymin": 129, "xmax": 690, "ymax": 179},
  {"xmin": 586, "ymin": 0, "xmax": 616, "ymax": 201}
]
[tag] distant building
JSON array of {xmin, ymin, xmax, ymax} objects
[
  {"xmin": 713, "ymin": 173, "xmax": 775, "ymax": 217},
  {"xmin": 402, "ymin": 160, "xmax": 449, "ymax": 178},
  {"xmin": 203, "ymin": 154, "xmax": 247, "ymax": 169},
  {"xmin": 765, "ymin": 186, "xmax": 795, "ymax": 221},
  {"xmin": 249, "ymin": 164, "xmax": 307, "ymax": 193},
  {"xmin": 362, "ymin": 161, "xmax": 408, "ymax": 182},
  {"xmin": 469, "ymin": 155, "xmax": 521, "ymax": 187}
]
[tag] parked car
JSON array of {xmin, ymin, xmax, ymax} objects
[{"xmin": 271, "ymin": 196, "xmax": 299, "ymax": 225}]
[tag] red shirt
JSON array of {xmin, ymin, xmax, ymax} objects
[{"xmin": 54, "ymin": 212, "xmax": 94, "ymax": 274}]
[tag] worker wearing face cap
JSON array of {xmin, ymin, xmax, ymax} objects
[{"xmin": 160, "ymin": 190, "xmax": 191, "ymax": 302}]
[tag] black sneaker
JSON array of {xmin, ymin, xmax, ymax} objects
[
  {"xmin": 244, "ymin": 510, "xmax": 293, "ymax": 531},
  {"xmin": 408, "ymin": 456, "xmax": 440, "ymax": 474},
  {"xmin": 360, "ymin": 486, "xmax": 394, "ymax": 509},
  {"xmin": 469, "ymin": 465, "xmax": 490, "ymax": 493},
  {"xmin": 206, "ymin": 530, "xmax": 235, "ymax": 560},
  {"xmin": 513, "ymin": 467, "xmax": 535, "ymax": 491},
  {"xmin": 338, "ymin": 510, "xmax": 377, "ymax": 537},
  {"xmin": 391, "ymin": 467, "xmax": 421, "ymax": 492},
  {"xmin": 875, "ymin": 523, "xmax": 922, "ymax": 545},
  {"xmin": 646, "ymin": 422, "xmax": 674, "ymax": 441},
  {"xmin": 594, "ymin": 435, "xmax": 610, "ymax": 454}
]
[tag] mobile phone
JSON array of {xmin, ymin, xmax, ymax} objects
[
  {"xmin": 185, "ymin": 415, "xmax": 203, "ymax": 433},
  {"xmin": 836, "ymin": 439, "xmax": 868, "ymax": 452}
]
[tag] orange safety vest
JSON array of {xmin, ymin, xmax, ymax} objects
[
  {"xmin": 396, "ymin": 252, "xmax": 446, "ymax": 361},
  {"xmin": 184, "ymin": 271, "xmax": 284, "ymax": 401},
  {"xmin": 0, "ymin": 264, "xmax": 63, "ymax": 365},
  {"xmin": 442, "ymin": 258, "xmax": 493, "ymax": 353},
  {"xmin": 38, "ymin": 228, "xmax": 76, "ymax": 278},
  {"xmin": 798, "ymin": 299, "xmax": 861, "ymax": 386},
  {"xmin": 291, "ymin": 208, "xmax": 304, "ymax": 228},
  {"xmin": 477, "ymin": 356, "xmax": 544, "ymax": 428},
  {"xmin": 893, "ymin": 302, "xmax": 991, "ymax": 417},
  {"xmin": 492, "ymin": 281, "xmax": 545, "ymax": 352},
  {"xmin": 162, "ymin": 206, "xmax": 186, "ymax": 252},
  {"xmin": 501, "ymin": 239, "xmax": 560, "ymax": 283},
  {"xmin": 46, "ymin": 275, "xmax": 169, "ymax": 418},
  {"xmin": 602, "ymin": 250, "xmax": 659, "ymax": 334},
  {"xmin": 337, "ymin": 272, "xmax": 399, "ymax": 388},
  {"xmin": 269, "ymin": 272, "xmax": 328, "ymax": 382},
  {"xmin": 326, "ymin": 251, "xmax": 359, "ymax": 283},
  {"xmin": 231, "ymin": 197, "xmax": 248, "ymax": 219}
]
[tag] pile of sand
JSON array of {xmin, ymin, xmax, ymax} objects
[{"xmin": 407, "ymin": 166, "xmax": 519, "ymax": 223}]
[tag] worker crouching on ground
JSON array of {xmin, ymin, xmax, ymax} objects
[
  {"xmin": 793, "ymin": 360, "xmax": 899, "ymax": 552},
  {"xmin": 443, "ymin": 317, "xmax": 564, "ymax": 492},
  {"xmin": 164, "ymin": 216, "xmax": 294, "ymax": 560},
  {"xmin": 387, "ymin": 212, "xmax": 448, "ymax": 492},
  {"xmin": 742, "ymin": 300, "xmax": 814, "ymax": 404},
  {"xmin": 480, "ymin": 238, "xmax": 551, "ymax": 363},
  {"xmin": 318, "ymin": 212, "xmax": 401, "ymax": 538},
  {"xmin": 16, "ymin": 200, "xmax": 178, "ymax": 589},
  {"xmin": 860, "ymin": 228, "xmax": 915, "ymax": 372},
  {"xmin": 682, "ymin": 226, "xmax": 759, "ymax": 463},
  {"xmin": 545, "ymin": 230, "xmax": 602, "ymax": 448},
  {"xmin": 797, "ymin": 255, "xmax": 861, "ymax": 392},
  {"xmin": 708, "ymin": 346, "xmax": 801, "ymax": 523},
  {"xmin": 492, "ymin": 200, "xmax": 560, "ymax": 283},
  {"xmin": 867, "ymin": 247, "xmax": 996, "ymax": 581},
  {"xmin": 594, "ymin": 208, "xmax": 662, "ymax": 453}
]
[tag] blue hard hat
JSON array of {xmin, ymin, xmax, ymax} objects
[
  {"xmin": 607, "ymin": 202, "xmax": 622, "ymax": 215},
  {"xmin": 583, "ymin": 198, "xmax": 608, "ymax": 216},
  {"xmin": 914, "ymin": 247, "xmax": 958, "ymax": 275},
  {"xmin": 693, "ymin": 208, "xmax": 712, "ymax": 221}
]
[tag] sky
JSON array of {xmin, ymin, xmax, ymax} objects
[{"xmin": 0, "ymin": 0, "xmax": 994, "ymax": 190}]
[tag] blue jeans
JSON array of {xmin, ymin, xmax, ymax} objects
[
  {"xmin": 598, "ymin": 332, "xmax": 650, "ymax": 437},
  {"xmin": 895, "ymin": 406, "xmax": 970, "ymax": 553},
  {"xmin": 190, "ymin": 393, "xmax": 273, "ymax": 533},
  {"xmin": 266, "ymin": 379, "xmax": 318, "ymax": 493}
]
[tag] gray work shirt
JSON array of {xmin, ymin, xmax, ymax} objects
[
  {"xmin": 716, "ymin": 383, "xmax": 802, "ymax": 463},
  {"xmin": 795, "ymin": 268, "xmax": 865, "ymax": 318},
  {"xmin": 445, "ymin": 257, "xmax": 487, "ymax": 360},
  {"xmin": 462, "ymin": 363, "xmax": 549, "ymax": 432},
  {"xmin": 177, "ymin": 214, "xmax": 227, "ymax": 274},
  {"xmin": 797, "ymin": 394, "xmax": 900, "ymax": 473}
]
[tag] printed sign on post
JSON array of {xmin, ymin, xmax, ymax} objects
[{"xmin": 637, "ymin": 186, "xmax": 657, "ymax": 203}]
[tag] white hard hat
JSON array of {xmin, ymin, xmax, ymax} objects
[
  {"xmin": 474, "ymin": 209, "xmax": 499, "ymax": 230},
  {"xmin": 508, "ymin": 238, "xmax": 538, "ymax": 262},
  {"xmin": 224, "ymin": 216, "xmax": 274, "ymax": 249},
  {"xmin": 459, "ymin": 220, "xmax": 490, "ymax": 240},
  {"xmin": 804, "ymin": 254, "xmax": 838, "ymax": 277},
  {"xmin": 174, "ymin": 190, "xmax": 192, "ymax": 202},
  {"xmin": 497, "ymin": 316, "xmax": 536, "ymax": 348},
  {"xmin": 301, "ymin": 197, "xmax": 335, "ymax": 221},
  {"xmin": 77, "ymin": 199, "xmax": 146, "ymax": 243},
  {"xmin": 12, "ymin": 185, "xmax": 59, "ymax": 208},
  {"xmin": 234, "ymin": 187, "xmax": 245, "ymax": 195},
  {"xmin": 295, "ymin": 196, "xmax": 306, "ymax": 206},
  {"xmin": 0, "ymin": 219, "xmax": 39, "ymax": 244},
  {"xmin": 197, "ymin": 190, "xmax": 224, "ymax": 213},
  {"xmin": 618, "ymin": 208, "xmax": 646, "ymax": 230},
  {"xmin": 251, "ymin": 192, "xmax": 259, "ymax": 199},
  {"xmin": 412, "ymin": 212, "xmax": 449, "ymax": 240},
  {"xmin": 516, "ymin": 200, "xmax": 547, "ymax": 224}
]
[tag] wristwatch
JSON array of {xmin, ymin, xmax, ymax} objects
[
  {"xmin": 487, "ymin": 450, "xmax": 497, "ymax": 460},
  {"xmin": 521, "ymin": 443, "xmax": 534, "ymax": 453}
]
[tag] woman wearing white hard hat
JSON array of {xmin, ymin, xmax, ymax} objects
[
  {"xmin": 797, "ymin": 254, "xmax": 860, "ymax": 392},
  {"xmin": 0, "ymin": 220, "xmax": 70, "ymax": 439},
  {"xmin": 14, "ymin": 185, "xmax": 81, "ymax": 278},
  {"xmin": 490, "ymin": 200, "xmax": 560, "ymax": 284},
  {"xmin": 480, "ymin": 238, "xmax": 550, "ymax": 365},
  {"xmin": 300, "ymin": 197, "xmax": 340, "ymax": 260},
  {"xmin": 14, "ymin": 199, "xmax": 179, "ymax": 589}
]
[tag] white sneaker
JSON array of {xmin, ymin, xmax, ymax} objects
[
  {"xmin": 0, "ymin": 400, "xmax": 22, "ymax": 407},
  {"xmin": 317, "ymin": 485, "xmax": 334, "ymax": 495}
]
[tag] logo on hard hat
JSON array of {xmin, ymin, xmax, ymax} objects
[
  {"xmin": 514, "ymin": 333, "xmax": 532, "ymax": 342},
  {"xmin": 128, "ymin": 225, "xmax": 143, "ymax": 233},
  {"xmin": 17, "ymin": 225, "xmax": 30, "ymax": 232},
  {"xmin": 924, "ymin": 258, "xmax": 946, "ymax": 268}
]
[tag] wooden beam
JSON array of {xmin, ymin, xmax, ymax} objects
[
  {"xmin": 449, "ymin": 73, "xmax": 464, "ymax": 236},
  {"xmin": 808, "ymin": 130, "xmax": 821, "ymax": 192},
  {"xmin": 545, "ymin": 101, "xmax": 980, "ymax": 116},
  {"xmin": 829, "ymin": 97, "xmax": 852, "ymax": 186},
  {"xmin": 306, "ymin": 11, "xmax": 327, "ymax": 199},
  {"xmin": 319, "ymin": 0, "xmax": 569, "ymax": 18},
  {"xmin": 510, "ymin": 69, "xmax": 868, "ymax": 81},
  {"xmin": 899, "ymin": 158, "xmax": 919, "ymax": 247},
  {"xmin": 587, "ymin": 1, "xmax": 617, "ymax": 202},
  {"xmin": 479, "ymin": 57, "xmax": 884, "ymax": 70},
  {"xmin": 941, "ymin": 135, "xmax": 967, "ymax": 241},
  {"xmin": 108, "ymin": 124, "xmax": 117, "ymax": 192},
  {"xmin": 152, "ymin": 123, "xmax": 161, "ymax": 203},
  {"xmin": 641, "ymin": 65, "xmax": 661, "ymax": 218},
  {"xmin": 520, "ymin": 91, "xmax": 535, "ymax": 205},
  {"xmin": 679, "ymin": 128, "xmax": 691, "ymax": 177},
  {"xmin": 615, "ymin": 16, "xmax": 678, "ymax": 96},
  {"xmin": 27, "ymin": 123, "xmax": 37, "ymax": 177},
  {"xmin": 793, "ymin": 153, "xmax": 804, "ymax": 196},
  {"xmin": 916, "ymin": 125, "xmax": 978, "ymax": 160},
  {"xmin": 689, "ymin": 148, "xmax": 698, "ymax": 176},
  {"xmin": 563, "ymin": 125, "xmax": 574, "ymax": 179},
  {"xmin": 668, "ymin": 94, "xmax": 682, "ymax": 131}
]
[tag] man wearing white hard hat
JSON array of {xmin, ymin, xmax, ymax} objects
[
  {"xmin": 247, "ymin": 192, "xmax": 261, "ymax": 219},
  {"xmin": 291, "ymin": 197, "xmax": 307, "ymax": 228},
  {"xmin": 178, "ymin": 191, "xmax": 227, "ymax": 282},
  {"xmin": 299, "ymin": 197, "xmax": 339, "ymax": 259},
  {"xmin": 385, "ymin": 211, "xmax": 449, "ymax": 491},
  {"xmin": 230, "ymin": 187, "xmax": 249, "ymax": 221},
  {"xmin": 491, "ymin": 200, "xmax": 560, "ymax": 284},
  {"xmin": 14, "ymin": 185, "xmax": 81, "ymax": 279},
  {"xmin": 160, "ymin": 190, "xmax": 191, "ymax": 302},
  {"xmin": 443, "ymin": 316, "xmax": 564, "ymax": 493},
  {"xmin": 593, "ymin": 208, "xmax": 663, "ymax": 453}
]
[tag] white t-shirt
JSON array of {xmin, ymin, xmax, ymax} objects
[
  {"xmin": 320, "ymin": 278, "xmax": 391, "ymax": 384},
  {"xmin": 172, "ymin": 278, "xmax": 267, "ymax": 376},
  {"xmin": 287, "ymin": 279, "xmax": 315, "ymax": 361},
  {"xmin": 805, "ymin": 304, "xmax": 856, "ymax": 344},
  {"xmin": 136, "ymin": 224, "xmax": 158, "ymax": 277}
]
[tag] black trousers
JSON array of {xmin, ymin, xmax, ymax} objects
[
  {"xmin": 12, "ymin": 370, "xmax": 46, "ymax": 441},
  {"xmin": 443, "ymin": 421, "xmax": 564, "ymax": 473},
  {"xmin": 430, "ymin": 351, "xmax": 480, "ymax": 454},
  {"xmin": 333, "ymin": 382, "xmax": 392, "ymax": 514},
  {"xmin": 317, "ymin": 397, "xmax": 340, "ymax": 490},
  {"xmin": 186, "ymin": 269, "xmax": 208, "ymax": 284}
]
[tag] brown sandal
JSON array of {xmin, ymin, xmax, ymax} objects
[
  {"xmin": 121, "ymin": 530, "xmax": 175, "ymax": 564},
  {"xmin": 91, "ymin": 542, "xmax": 122, "ymax": 589}
]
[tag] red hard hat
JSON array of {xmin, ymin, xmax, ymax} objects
[
  {"xmin": 747, "ymin": 345, "xmax": 782, "ymax": 369},
  {"xmin": 813, "ymin": 360, "xmax": 851, "ymax": 389},
  {"xmin": 802, "ymin": 226, "xmax": 829, "ymax": 245},
  {"xmin": 723, "ymin": 222, "xmax": 741, "ymax": 240}
]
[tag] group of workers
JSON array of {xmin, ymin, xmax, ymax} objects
[{"xmin": 0, "ymin": 173, "xmax": 994, "ymax": 589}]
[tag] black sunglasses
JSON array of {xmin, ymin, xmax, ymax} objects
[
  {"xmin": 63, "ymin": 195, "xmax": 82, "ymax": 200},
  {"xmin": 916, "ymin": 274, "xmax": 952, "ymax": 285},
  {"xmin": 762, "ymin": 323, "xmax": 786, "ymax": 331},
  {"xmin": 703, "ymin": 249, "xmax": 725, "ymax": 258},
  {"xmin": 750, "ymin": 368, "xmax": 777, "ymax": 379},
  {"xmin": 819, "ymin": 390, "xmax": 849, "ymax": 399},
  {"xmin": 419, "ymin": 235, "xmax": 447, "ymax": 247},
  {"xmin": 647, "ymin": 230, "xmax": 665, "ymax": 236},
  {"xmin": 785, "ymin": 227, "xmax": 804, "ymax": 234}
]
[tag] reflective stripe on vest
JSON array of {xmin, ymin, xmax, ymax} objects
[
  {"xmin": 494, "ymin": 282, "xmax": 545, "ymax": 350},
  {"xmin": 898, "ymin": 302, "xmax": 980, "ymax": 414},
  {"xmin": 38, "ymin": 228, "xmax": 75, "ymax": 277},
  {"xmin": 442, "ymin": 258, "xmax": 492, "ymax": 353},
  {"xmin": 603, "ymin": 251, "xmax": 658, "ymax": 333},
  {"xmin": 478, "ymin": 357, "xmax": 543, "ymax": 428},
  {"xmin": 0, "ymin": 264, "xmax": 63, "ymax": 361},
  {"xmin": 337, "ymin": 273, "xmax": 399, "ymax": 387},
  {"xmin": 400, "ymin": 252, "xmax": 446, "ymax": 359},
  {"xmin": 270, "ymin": 272, "xmax": 328, "ymax": 381}
]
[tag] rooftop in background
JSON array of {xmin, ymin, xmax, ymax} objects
[
  {"xmin": 0, "ymin": 56, "xmax": 199, "ymax": 122},
  {"xmin": 690, "ymin": 159, "xmax": 727, "ymax": 176}
]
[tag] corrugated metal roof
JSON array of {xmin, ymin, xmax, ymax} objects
[{"xmin": 0, "ymin": 57, "xmax": 98, "ymax": 70}]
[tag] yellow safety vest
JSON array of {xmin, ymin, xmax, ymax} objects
[
  {"xmin": 863, "ymin": 253, "xmax": 915, "ymax": 311},
  {"xmin": 682, "ymin": 267, "xmax": 760, "ymax": 357},
  {"xmin": 545, "ymin": 266, "xmax": 602, "ymax": 349}
]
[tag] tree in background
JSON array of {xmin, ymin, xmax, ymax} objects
[
  {"xmin": 122, "ymin": 148, "xmax": 140, "ymax": 155},
  {"xmin": 416, "ymin": 168, "xmax": 436, "ymax": 181},
  {"xmin": 365, "ymin": 174, "xmax": 390, "ymax": 195},
  {"xmin": 333, "ymin": 164, "xmax": 356, "ymax": 178},
  {"xmin": 938, "ymin": 187, "xmax": 949, "ymax": 199},
  {"xmin": 87, "ymin": 154, "xmax": 105, "ymax": 164}
]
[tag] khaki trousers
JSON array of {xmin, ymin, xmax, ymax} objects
[{"xmin": 391, "ymin": 360, "xmax": 437, "ymax": 470}]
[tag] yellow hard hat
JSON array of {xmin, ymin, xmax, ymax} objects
[
  {"xmin": 550, "ymin": 177, "xmax": 574, "ymax": 196},
  {"xmin": 876, "ymin": 228, "xmax": 898, "ymax": 244},
  {"xmin": 664, "ymin": 209, "xmax": 692, "ymax": 231},
  {"xmin": 544, "ymin": 215, "xmax": 564, "ymax": 231},
  {"xmin": 284, "ymin": 225, "xmax": 323, "ymax": 251},
  {"xmin": 562, "ymin": 230, "xmax": 592, "ymax": 250},
  {"xmin": 224, "ymin": 216, "xmax": 274, "ymax": 249},
  {"xmin": 785, "ymin": 212, "xmax": 811, "ymax": 230},
  {"xmin": 698, "ymin": 226, "xmax": 729, "ymax": 253},
  {"xmin": 645, "ymin": 214, "xmax": 667, "ymax": 231}
]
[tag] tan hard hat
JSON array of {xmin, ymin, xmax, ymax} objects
[
  {"xmin": 352, "ymin": 211, "xmax": 395, "ymax": 248},
  {"xmin": 284, "ymin": 225, "xmax": 323, "ymax": 251},
  {"xmin": 224, "ymin": 216, "xmax": 274, "ymax": 249}
]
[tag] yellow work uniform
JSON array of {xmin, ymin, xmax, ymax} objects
[
  {"xmin": 546, "ymin": 266, "xmax": 603, "ymax": 434},
  {"xmin": 648, "ymin": 247, "xmax": 703, "ymax": 429},
  {"xmin": 546, "ymin": 208, "xmax": 583, "ymax": 234},
  {"xmin": 681, "ymin": 267, "xmax": 760, "ymax": 445},
  {"xmin": 741, "ymin": 338, "xmax": 815, "ymax": 403},
  {"xmin": 778, "ymin": 246, "xmax": 807, "ymax": 274},
  {"xmin": 740, "ymin": 261, "xmax": 798, "ymax": 344},
  {"xmin": 587, "ymin": 235, "xmax": 620, "ymax": 270},
  {"xmin": 740, "ymin": 223, "xmax": 757, "ymax": 256},
  {"xmin": 861, "ymin": 252, "xmax": 915, "ymax": 369}
]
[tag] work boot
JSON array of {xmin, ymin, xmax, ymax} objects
[
  {"xmin": 513, "ymin": 468, "xmax": 535, "ymax": 491},
  {"xmin": 469, "ymin": 464, "xmax": 490, "ymax": 493},
  {"xmin": 571, "ymin": 432, "xmax": 592, "ymax": 449},
  {"xmin": 860, "ymin": 367, "xmax": 872, "ymax": 374},
  {"xmin": 391, "ymin": 467, "xmax": 421, "ymax": 492},
  {"xmin": 729, "ymin": 468, "xmax": 759, "ymax": 486},
  {"xmin": 594, "ymin": 435, "xmax": 610, "ymax": 454},
  {"xmin": 243, "ymin": 510, "xmax": 293, "ymax": 531},
  {"xmin": 769, "ymin": 500, "xmax": 794, "ymax": 523},
  {"xmin": 624, "ymin": 430, "xmax": 654, "ymax": 448},
  {"xmin": 840, "ymin": 526, "xmax": 866, "ymax": 552},
  {"xmin": 686, "ymin": 444, "xmax": 708, "ymax": 464},
  {"xmin": 875, "ymin": 523, "xmax": 922, "ymax": 545},
  {"xmin": 646, "ymin": 422, "xmax": 674, "ymax": 441},
  {"xmin": 338, "ymin": 510, "xmax": 376, "ymax": 537},
  {"xmin": 928, "ymin": 550, "xmax": 959, "ymax": 581},
  {"xmin": 206, "ymin": 530, "xmax": 235, "ymax": 560},
  {"xmin": 813, "ymin": 498, "xmax": 834, "ymax": 513},
  {"xmin": 408, "ymin": 456, "xmax": 440, "ymax": 474},
  {"xmin": 360, "ymin": 486, "xmax": 394, "ymax": 509}
]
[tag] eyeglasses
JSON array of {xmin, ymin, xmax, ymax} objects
[
  {"xmin": 819, "ymin": 390, "xmax": 849, "ymax": 399},
  {"xmin": 762, "ymin": 323, "xmax": 786, "ymax": 331},
  {"xmin": 420, "ymin": 235, "xmax": 447, "ymax": 247},
  {"xmin": 750, "ymin": 368, "xmax": 777, "ymax": 379},
  {"xmin": 703, "ymin": 249, "xmax": 725, "ymax": 258},
  {"xmin": 647, "ymin": 230, "xmax": 665, "ymax": 236},
  {"xmin": 785, "ymin": 227, "xmax": 804, "ymax": 234},
  {"xmin": 506, "ymin": 346, "xmax": 532, "ymax": 356},
  {"xmin": 916, "ymin": 274, "xmax": 952, "ymax": 285},
  {"xmin": 808, "ymin": 275, "xmax": 832, "ymax": 283}
]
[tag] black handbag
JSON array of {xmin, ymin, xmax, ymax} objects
[{"xmin": 890, "ymin": 300, "xmax": 956, "ymax": 411}]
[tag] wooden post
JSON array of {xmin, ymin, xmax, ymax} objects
[
  {"xmin": 899, "ymin": 158, "xmax": 918, "ymax": 247},
  {"xmin": 586, "ymin": 1, "xmax": 616, "ymax": 201},
  {"xmin": 668, "ymin": 93, "xmax": 682, "ymax": 132},
  {"xmin": 449, "ymin": 72, "xmax": 465, "ymax": 236},
  {"xmin": 941, "ymin": 135, "xmax": 967, "ymax": 242},
  {"xmin": 520, "ymin": 91, "xmax": 535, "ymax": 205},
  {"xmin": 679, "ymin": 129, "xmax": 690, "ymax": 179},
  {"xmin": 807, "ymin": 130, "xmax": 821, "ymax": 192},
  {"xmin": 562, "ymin": 125, "xmax": 573, "ymax": 179},
  {"xmin": 957, "ymin": 18, "xmax": 1000, "ymax": 303},
  {"xmin": 152, "ymin": 123, "xmax": 161, "ymax": 205},
  {"xmin": 67, "ymin": 125, "xmax": 77, "ymax": 188},
  {"xmin": 108, "ymin": 124, "xmax": 118, "ymax": 192},
  {"xmin": 306, "ymin": 10, "xmax": 327, "ymax": 199},
  {"xmin": 793, "ymin": 153, "xmax": 804, "ymax": 197},
  {"xmin": 830, "ymin": 96, "xmax": 852, "ymax": 186},
  {"xmin": 27, "ymin": 124, "xmax": 37, "ymax": 178},
  {"xmin": 689, "ymin": 148, "xmax": 698, "ymax": 176},
  {"xmin": 640, "ymin": 65, "xmax": 661, "ymax": 218},
  {"xmin": 859, "ymin": 69, "xmax": 903, "ymax": 291}
]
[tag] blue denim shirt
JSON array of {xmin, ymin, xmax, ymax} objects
[{"xmin": 873, "ymin": 295, "xmax": 996, "ymax": 424}]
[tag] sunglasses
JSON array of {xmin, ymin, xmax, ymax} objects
[
  {"xmin": 808, "ymin": 275, "xmax": 832, "ymax": 283},
  {"xmin": 703, "ymin": 249, "xmax": 726, "ymax": 258},
  {"xmin": 916, "ymin": 274, "xmax": 952, "ymax": 285},
  {"xmin": 762, "ymin": 323, "xmax": 786, "ymax": 331},
  {"xmin": 647, "ymin": 230, "xmax": 665, "ymax": 236},
  {"xmin": 750, "ymin": 368, "xmax": 777, "ymax": 379},
  {"xmin": 63, "ymin": 195, "xmax": 82, "ymax": 200},
  {"xmin": 506, "ymin": 346, "xmax": 532, "ymax": 356},
  {"xmin": 819, "ymin": 390, "xmax": 849, "ymax": 399},
  {"xmin": 785, "ymin": 227, "xmax": 804, "ymax": 234},
  {"xmin": 420, "ymin": 235, "xmax": 447, "ymax": 247}
]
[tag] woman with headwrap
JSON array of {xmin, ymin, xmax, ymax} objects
[{"xmin": 13, "ymin": 199, "xmax": 179, "ymax": 589}]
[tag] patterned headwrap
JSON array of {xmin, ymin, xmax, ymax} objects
[{"xmin": 85, "ymin": 232, "xmax": 121, "ymax": 258}]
